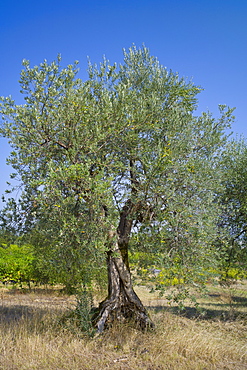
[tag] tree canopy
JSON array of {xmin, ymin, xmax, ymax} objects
[{"xmin": 0, "ymin": 46, "xmax": 235, "ymax": 330}]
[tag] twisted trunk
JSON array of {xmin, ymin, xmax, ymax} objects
[{"xmin": 93, "ymin": 200, "xmax": 154, "ymax": 333}]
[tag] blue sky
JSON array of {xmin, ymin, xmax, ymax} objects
[{"xmin": 0, "ymin": 0, "xmax": 247, "ymax": 207}]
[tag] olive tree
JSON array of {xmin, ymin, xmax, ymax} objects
[
  {"xmin": 0, "ymin": 46, "xmax": 234, "ymax": 331},
  {"xmin": 217, "ymin": 139, "xmax": 247, "ymax": 280}
]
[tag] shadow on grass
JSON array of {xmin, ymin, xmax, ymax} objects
[
  {"xmin": 148, "ymin": 293, "xmax": 247, "ymax": 322},
  {"xmin": 163, "ymin": 306, "xmax": 246, "ymax": 321},
  {"xmin": 1, "ymin": 305, "xmax": 40, "ymax": 322},
  {"xmin": 3, "ymin": 287, "xmax": 63, "ymax": 296},
  {"xmin": 1, "ymin": 287, "xmax": 247, "ymax": 331},
  {"xmin": 208, "ymin": 293, "xmax": 247, "ymax": 305},
  {"xmin": 0, "ymin": 304, "xmax": 65, "ymax": 333}
]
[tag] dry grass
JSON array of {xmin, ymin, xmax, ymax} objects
[{"xmin": 0, "ymin": 284, "xmax": 247, "ymax": 370}]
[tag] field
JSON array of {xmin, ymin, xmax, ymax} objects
[{"xmin": 0, "ymin": 282, "xmax": 247, "ymax": 370}]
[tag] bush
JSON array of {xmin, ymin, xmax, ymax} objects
[{"xmin": 0, "ymin": 243, "xmax": 35, "ymax": 286}]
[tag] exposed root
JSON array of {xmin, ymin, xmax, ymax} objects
[{"xmin": 92, "ymin": 295, "xmax": 155, "ymax": 333}]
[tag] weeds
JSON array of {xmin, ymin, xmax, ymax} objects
[{"xmin": 59, "ymin": 289, "xmax": 96, "ymax": 338}]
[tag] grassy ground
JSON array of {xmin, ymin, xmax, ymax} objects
[{"xmin": 0, "ymin": 282, "xmax": 247, "ymax": 369}]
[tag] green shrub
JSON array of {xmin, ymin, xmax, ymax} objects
[{"xmin": 0, "ymin": 244, "xmax": 35, "ymax": 286}]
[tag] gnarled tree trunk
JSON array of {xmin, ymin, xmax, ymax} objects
[{"xmin": 93, "ymin": 200, "xmax": 154, "ymax": 333}]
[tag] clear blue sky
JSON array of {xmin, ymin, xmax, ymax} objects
[{"xmin": 1, "ymin": 0, "xmax": 247, "ymax": 207}]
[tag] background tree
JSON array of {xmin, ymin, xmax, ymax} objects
[
  {"xmin": 0, "ymin": 46, "xmax": 234, "ymax": 332},
  {"xmin": 216, "ymin": 138, "xmax": 247, "ymax": 281}
]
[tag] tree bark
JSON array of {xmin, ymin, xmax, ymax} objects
[{"xmin": 93, "ymin": 200, "xmax": 154, "ymax": 333}]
